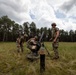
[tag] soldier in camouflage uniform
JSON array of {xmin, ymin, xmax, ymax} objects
[
  {"xmin": 16, "ymin": 36, "xmax": 20, "ymax": 52},
  {"xmin": 50, "ymin": 23, "xmax": 60, "ymax": 59},
  {"xmin": 16, "ymin": 34, "xmax": 25, "ymax": 53},
  {"xmin": 19, "ymin": 34, "xmax": 25, "ymax": 52},
  {"xmin": 27, "ymin": 36, "xmax": 38, "ymax": 56}
]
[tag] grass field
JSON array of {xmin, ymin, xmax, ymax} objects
[{"xmin": 0, "ymin": 42, "xmax": 76, "ymax": 75}]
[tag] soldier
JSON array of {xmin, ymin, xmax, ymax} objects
[
  {"xmin": 27, "ymin": 36, "xmax": 39, "ymax": 56},
  {"xmin": 16, "ymin": 36, "xmax": 20, "ymax": 52},
  {"xmin": 19, "ymin": 34, "xmax": 25, "ymax": 52},
  {"xmin": 16, "ymin": 34, "xmax": 25, "ymax": 53},
  {"xmin": 50, "ymin": 23, "xmax": 60, "ymax": 59},
  {"xmin": 24, "ymin": 33, "xmax": 28, "ymax": 41}
]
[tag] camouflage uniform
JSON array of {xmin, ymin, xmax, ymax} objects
[
  {"xmin": 26, "ymin": 36, "xmax": 40, "ymax": 56},
  {"xmin": 16, "ymin": 35, "xmax": 24, "ymax": 53},
  {"xmin": 27, "ymin": 38, "xmax": 37, "ymax": 52},
  {"xmin": 20, "ymin": 36, "xmax": 24, "ymax": 52},
  {"xmin": 51, "ymin": 27, "xmax": 59, "ymax": 58},
  {"xmin": 16, "ymin": 37, "xmax": 20, "ymax": 52}
]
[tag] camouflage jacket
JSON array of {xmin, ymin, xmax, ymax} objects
[
  {"xmin": 51, "ymin": 27, "xmax": 59, "ymax": 39},
  {"xmin": 26, "ymin": 38, "xmax": 37, "ymax": 49}
]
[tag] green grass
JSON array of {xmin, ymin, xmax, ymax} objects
[{"xmin": 0, "ymin": 42, "xmax": 76, "ymax": 75}]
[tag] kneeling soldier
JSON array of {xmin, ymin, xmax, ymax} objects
[{"xmin": 27, "ymin": 36, "xmax": 39, "ymax": 56}]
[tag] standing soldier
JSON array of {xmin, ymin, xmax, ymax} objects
[
  {"xmin": 19, "ymin": 34, "xmax": 25, "ymax": 52},
  {"xmin": 16, "ymin": 36, "xmax": 20, "ymax": 52},
  {"xmin": 50, "ymin": 23, "xmax": 60, "ymax": 59},
  {"xmin": 16, "ymin": 34, "xmax": 25, "ymax": 53}
]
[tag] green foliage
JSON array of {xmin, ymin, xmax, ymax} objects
[
  {"xmin": 23, "ymin": 22, "xmax": 29, "ymax": 35},
  {"xmin": 0, "ymin": 15, "xmax": 76, "ymax": 42},
  {"xmin": 0, "ymin": 42, "xmax": 76, "ymax": 75}
]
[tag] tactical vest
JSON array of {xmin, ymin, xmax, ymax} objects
[
  {"xmin": 51, "ymin": 27, "xmax": 59, "ymax": 39},
  {"xmin": 27, "ymin": 38, "xmax": 37, "ymax": 50}
]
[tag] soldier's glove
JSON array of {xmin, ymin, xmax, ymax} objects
[{"xmin": 49, "ymin": 38, "xmax": 52, "ymax": 41}]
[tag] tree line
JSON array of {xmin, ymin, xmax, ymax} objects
[{"xmin": 0, "ymin": 16, "xmax": 76, "ymax": 42}]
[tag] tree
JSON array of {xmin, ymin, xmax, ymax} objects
[
  {"xmin": 0, "ymin": 16, "xmax": 12, "ymax": 41},
  {"xmin": 69, "ymin": 30, "xmax": 74, "ymax": 42},
  {"xmin": 29, "ymin": 22, "xmax": 37, "ymax": 37},
  {"xmin": 23, "ymin": 22, "xmax": 29, "ymax": 35},
  {"xmin": 0, "ymin": 15, "xmax": 76, "ymax": 42}
]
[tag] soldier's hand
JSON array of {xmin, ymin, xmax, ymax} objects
[
  {"xmin": 49, "ymin": 38, "xmax": 52, "ymax": 41},
  {"xmin": 33, "ymin": 42, "xmax": 37, "ymax": 45},
  {"xmin": 17, "ymin": 45, "xmax": 20, "ymax": 47},
  {"xmin": 53, "ymin": 39, "xmax": 56, "ymax": 43}
]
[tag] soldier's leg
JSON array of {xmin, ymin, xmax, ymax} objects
[
  {"xmin": 17, "ymin": 46, "xmax": 20, "ymax": 52},
  {"xmin": 52, "ymin": 42, "xmax": 59, "ymax": 59},
  {"xmin": 21, "ymin": 45, "xmax": 23, "ymax": 52},
  {"xmin": 53, "ymin": 47, "xmax": 59, "ymax": 58}
]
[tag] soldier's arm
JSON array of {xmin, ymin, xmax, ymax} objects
[
  {"xmin": 29, "ymin": 38, "xmax": 37, "ymax": 44},
  {"xmin": 54, "ymin": 30, "xmax": 59, "ymax": 41},
  {"xmin": 49, "ymin": 38, "xmax": 52, "ymax": 41},
  {"xmin": 27, "ymin": 39, "xmax": 31, "ymax": 44},
  {"xmin": 31, "ymin": 39, "xmax": 37, "ymax": 45},
  {"xmin": 26, "ymin": 38, "xmax": 34, "ymax": 45}
]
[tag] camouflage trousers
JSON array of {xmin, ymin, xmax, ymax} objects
[
  {"xmin": 52, "ymin": 39, "xmax": 59, "ymax": 57},
  {"xmin": 17, "ymin": 45, "xmax": 23, "ymax": 53}
]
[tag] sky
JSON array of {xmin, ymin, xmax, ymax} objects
[{"xmin": 0, "ymin": 0, "xmax": 76, "ymax": 31}]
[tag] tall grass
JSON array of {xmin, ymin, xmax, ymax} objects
[{"xmin": 0, "ymin": 42, "xmax": 76, "ymax": 75}]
